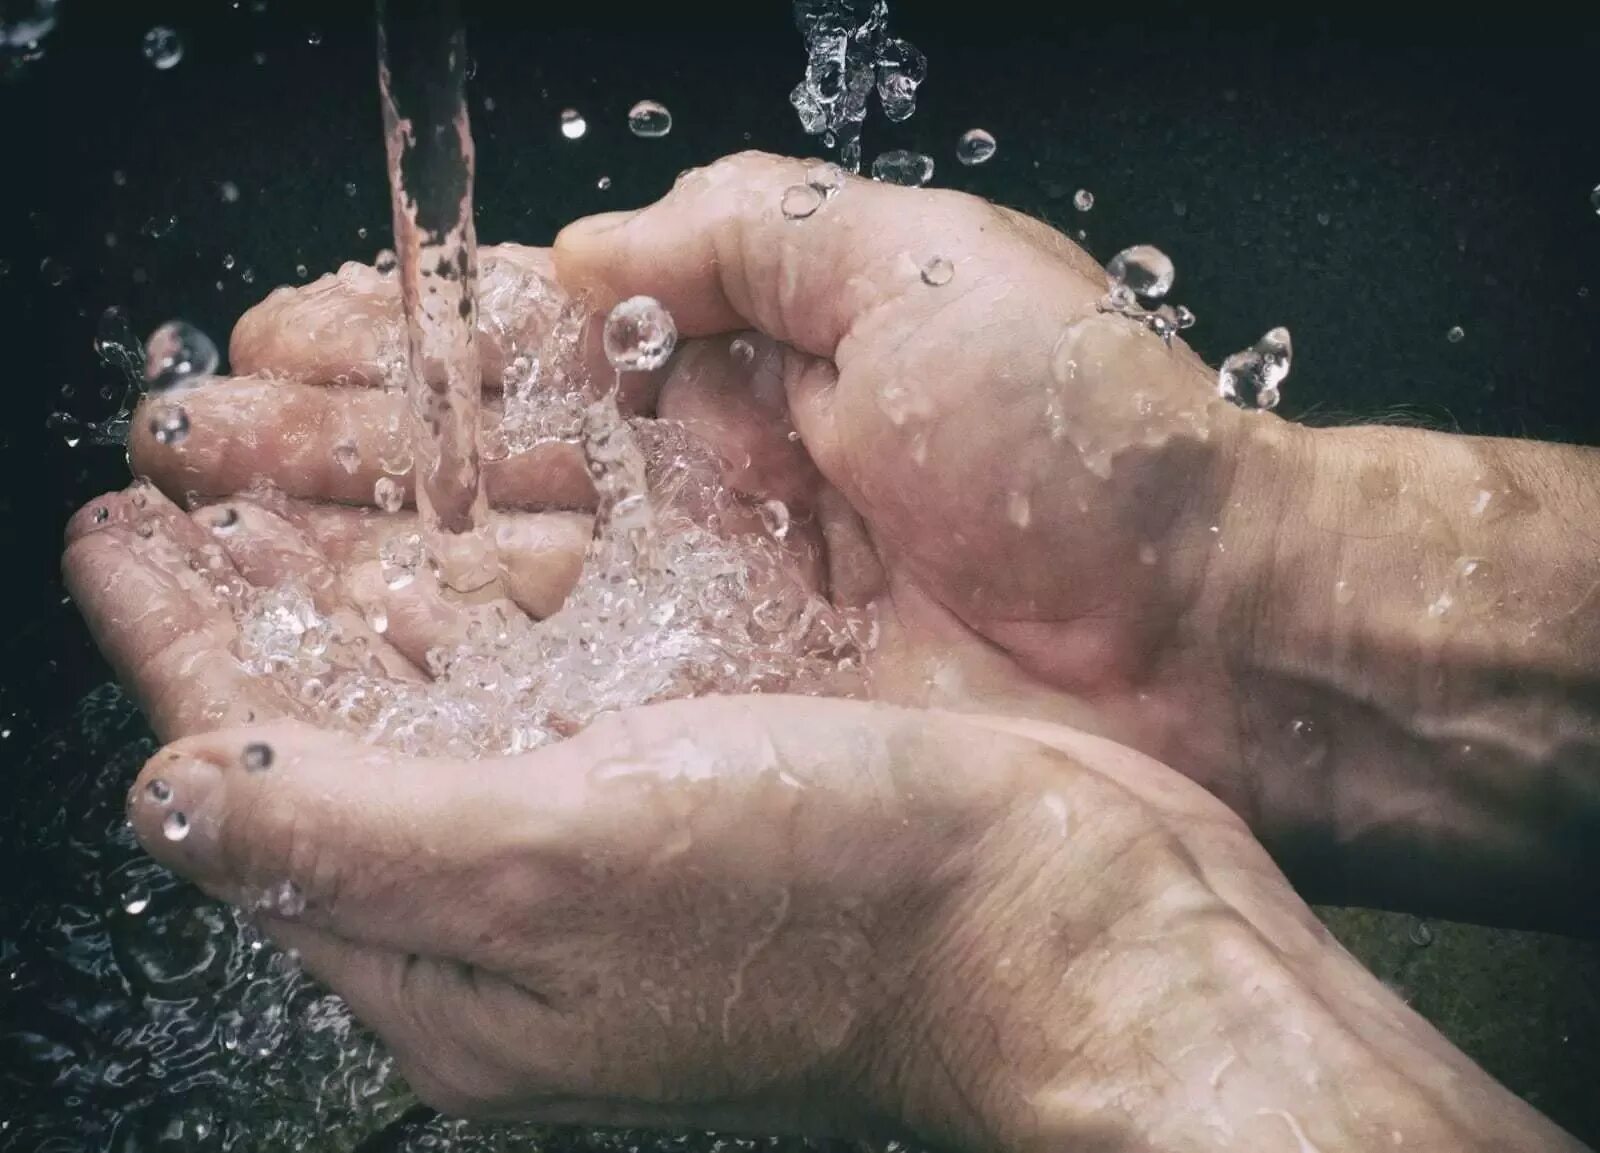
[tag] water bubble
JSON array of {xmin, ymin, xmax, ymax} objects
[
  {"xmin": 241, "ymin": 742, "xmax": 273, "ymax": 772},
  {"xmin": 597, "ymin": 175, "xmax": 612, "ymax": 190},
  {"xmin": 1592, "ymin": 184, "xmax": 1600, "ymax": 214},
  {"xmin": 208, "ymin": 506, "xmax": 239, "ymax": 533},
  {"xmin": 759, "ymin": 499, "xmax": 791, "ymax": 541},
  {"xmin": 365, "ymin": 605, "xmax": 388, "ymax": 634},
  {"xmin": 875, "ymin": 37, "xmax": 926, "ymax": 123},
  {"xmin": 219, "ymin": 181, "xmax": 240, "ymax": 203},
  {"xmin": 0, "ymin": 0, "xmax": 57, "ymax": 48},
  {"xmin": 144, "ymin": 321, "xmax": 219, "ymax": 392},
  {"xmin": 603, "ymin": 296, "xmax": 677, "ymax": 372},
  {"xmin": 142, "ymin": 26, "xmax": 183, "ymax": 70},
  {"xmin": 380, "ymin": 533, "xmax": 423, "ymax": 590},
  {"xmin": 222, "ymin": 253, "xmax": 236, "ymax": 270},
  {"xmin": 1218, "ymin": 327, "xmax": 1292, "ymax": 411},
  {"xmin": 1007, "ymin": 490, "xmax": 1032, "ymax": 528},
  {"xmin": 122, "ymin": 886, "xmax": 152, "ymax": 916},
  {"xmin": 373, "ymin": 476, "xmax": 404, "ymax": 513},
  {"xmin": 627, "ymin": 99, "xmax": 672, "ymax": 138},
  {"xmin": 806, "ymin": 161, "xmax": 845, "ymax": 199},
  {"xmin": 1407, "ymin": 918, "xmax": 1434, "ymax": 947},
  {"xmin": 871, "ymin": 149, "xmax": 934, "ymax": 187},
  {"xmin": 957, "ymin": 129, "xmax": 996, "ymax": 166},
  {"xmin": 559, "ymin": 108, "xmax": 587, "ymax": 140},
  {"xmin": 145, "ymin": 778, "xmax": 173, "ymax": 804},
  {"xmin": 1316, "ymin": 211, "xmax": 1331, "ymax": 226},
  {"xmin": 344, "ymin": 181, "xmax": 357, "ymax": 197},
  {"xmin": 730, "ymin": 337, "xmax": 755, "ymax": 365},
  {"xmin": 162, "ymin": 811, "xmax": 190, "ymax": 841},
  {"xmin": 1074, "ymin": 189, "xmax": 1094, "ymax": 211},
  {"xmin": 332, "ymin": 440, "xmax": 359, "ymax": 473},
  {"xmin": 1106, "ymin": 245, "xmax": 1175, "ymax": 304},
  {"xmin": 920, "ymin": 255, "xmax": 954, "ymax": 286},
  {"xmin": 39, "ymin": 256, "xmax": 70, "ymax": 286},
  {"xmin": 305, "ymin": 27, "xmax": 321, "ymax": 47},
  {"xmin": 91, "ymin": 505, "xmax": 109, "ymax": 524},
  {"xmin": 264, "ymin": 880, "xmax": 306, "ymax": 917},
  {"xmin": 781, "ymin": 183, "xmax": 824, "ymax": 220},
  {"xmin": 1446, "ymin": 325, "xmax": 1464, "ymax": 343},
  {"xmin": 295, "ymin": 263, "xmax": 308, "ymax": 279},
  {"xmin": 141, "ymin": 213, "xmax": 177, "ymax": 239},
  {"xmin": 149, "ymin": 405, "xmax": 191, "ymax": 445}
]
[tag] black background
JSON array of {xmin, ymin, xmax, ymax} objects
[{"xmin": 1, "ymin": 0, "xmax": 1598, "ymax": 1145}]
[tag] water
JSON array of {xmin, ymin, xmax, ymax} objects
[
  {"xmin": 142, "ymin": 25, "xmax": 184, "ymax": 71},
  {"xmin": 627, "ymin": 99, "xmax": 673, "ymax": 138},
  {"xmin": 378, "ymin": 0, "xmax": 497, "ymax": 593},
  {"xmin": 144, "ymin": 319, "xmax": 221, "ymax": 392},
  {"xmin": 956, "ymin": 128, "xmax": 996, "ymax": 166},
  {"xmin": 560, "ymin": 107, "xmax": 587, "ymax": 139},
  {"xmin": 602, "ymin": 295, "xmax": 678, "ymax": 371},
  {"xmin": 870, "ymin": 148, "xmax": 933, "ymax": 186},
  {"xmin": 788, "ymin": 0, "xmax": 925, "ymax": 173},
  {"xmin": 1218, "ymin": 327, "xmax": 1294, "ymax": 410}
]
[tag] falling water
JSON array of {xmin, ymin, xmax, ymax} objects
[{"xmin": 377, "ymin": 0, "xmax": 498, "ymax": 593}]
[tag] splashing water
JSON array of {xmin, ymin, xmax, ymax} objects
[
  {"xmin": 1218, "ymin": 326, "xmax": 1293, "ymax": 410},
  {"xmin": 789, "ymin": 0, "xmax": 925, "ymax": 173},
  {"xmin": 627, "ymin": 99, "xmax": 673, "ymax": 138},
  {"xmin": 956, "ymin": 128, "xmax": 996, "ymax": 166}
]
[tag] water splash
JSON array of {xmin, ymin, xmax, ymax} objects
[
  {"xmin": 1218, "ymin": 327, "xmax": 1293, "ymax": 410},
  {"xmin": 789, "ymin": 0, "xmax": 925, "ymax": 173}
]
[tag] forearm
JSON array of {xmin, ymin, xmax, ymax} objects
[{"xmin": 1231, "ymin": 420, "xmax": 1600, "ymax": 930}]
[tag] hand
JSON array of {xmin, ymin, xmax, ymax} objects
[{"xmin": 122, "ymin": 697, "xmax": 1580, "ymax": 1151}]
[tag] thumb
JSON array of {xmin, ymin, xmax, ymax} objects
[
  {"xmin": 553, "ymin": 150, "xmax": 1008, "ymax": 362},
  {"xmin": 126, "ymin": 720, "xmax": 588, "ymax": 968}
]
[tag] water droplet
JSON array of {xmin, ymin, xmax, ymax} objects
[
  {"xmin": 729, "ymin": 337, "xmax": 755, "ymax": 365},
  {"xmin": 1218, "ymin": 327, "xmax": 1292, "ymax": 411},
  {"xmin": 222, "ymin": 253, "xmax": 236, "ymax": 270},
  {"xmin": 149, "ymin": 405, "xmax": 191, "ymax": 445},
  {"xmin": 1591, "ymin": 184, "xmax": 1600, "ymax": 215},
  {"xmin": 871, "ymin": 149, "xmax": 934, "ymax": 187},
  {"xmin": 1007, "ymin": 490, "xmax": 1032, "ymax": 528},
  {"xmin": 162, "ymin": 811, "xmax": 190, "ymax": 841},
  {"xmin": 957, "ymin": 129, "xmax": 996, "ymax": 166},
  {"xmin": 38, "ymin": 256, "xmax": 69, "ymax": 286},
  {"xmin": 1407, "ymin": 918, "xmax": 1434, "ymax": 947},
  {"xmin": 781, "ymin": 183, "xmax": 824, "ymax": 220},
  {"xmin": 603, "ymin": 296, "xmax": 677, "ymax": 372},
  {"xmin": 1138, "ymin": 543, "xmax": 1158, "ymax": 565},
  {"xmin": 332, "ymin": 440, "xmax": 359, "ymax": 473},
  {"xmin": 365, "ymin": 605, "xmax": 388, "ymax": 634},
  {"xmin": 759, "ymin": 499, "xmax": 790, "ymax": 541},
  {"xmin": 374, "ymin": 476, "xmax": 404, "ymax": 513},
  {"xmin": 144, "ymin": 320, "xmax": 219, "ymax": 392},
  {"xmin": 1073, "ymin": 189, "xmax": 1094, "ymax": 212},
  {"xmin": 1316, "ymin": 211, "xmax": 1331, "ymax": 226},
  {"xmin": 627, "ymin": 99, "xmax": 672, "ymax": 138},
  {"xmin": 265, "ymin": 880, "xmax": 306, "ymax": 917},
  {"xmin": 875, "ymin": 37, "xmax": 926, "ymax": 122},
  {"xmin": 209, "ymin": 506, "xmax": 239, "ymax": 532},
  {"xmin": 559, "ymin": 108, "xmax": 587, "ymax": 140},
  {"xmin": 806, "ymin": 161, "xmax": 845, "ymax": 200},
  {"xmin": 1334, "ymin": 579, "xmax": 1355, "ymax": 605},
  {"xmin": 1174, "ymin": 304, "xmax": 1196, "ymax": 330},
  {"xmin": 142, "ymin": 25, "xmax": 183, "ymax": 70},
  {"xmin": 1172, "ymin": 199, "xmax": 1188, "ymax": 217},
  {"xmin": 1106, "ymin": 245, "xmax": 1176, "ymax": 304},
  {"xmin": 305, "ymin": 27, "xmax": 321, "ymax": 47},
  {"xmin": 295, "ymin": 263, "xmax": 308, "ymax": 279},
  {"xmin": 91, "ymin": 505, "xmax": 109, "ymax": 525},
  {"xmin": 241, "ymin": 742, "xmax": 273, "ymax": 771},
  {"xmin": 344, "ymin": 181, "xmax": 358, "ymax": 198},
  {"xmin": 145, "ymin": 778, "xmax": 173, "ymax": 804},
  {"xmin": 597, "ymin": 175, "xmax": 612, "ymax": 191},
  {"xmin": 380, "ymin": 533, "xmax": 423, "ymax": 591},
  {"xmin": 123, "ymin": 886, "xmax": 152, "ymax": 915},
  {"xmin": 1446, "ymin": 325, "xmax": 1464, "ymax": 343},
  {"xmin": 920, "ymin": 255, "xmax": 954, "ymax": 286},
  {"xmin": 219, "ymin": 181, "xmax": 240, "ymax": 203}
]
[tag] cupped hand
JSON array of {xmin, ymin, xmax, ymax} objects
[{"xmin": 123, "ymin": 692, "xmax": 1361, "ymax": 1148}]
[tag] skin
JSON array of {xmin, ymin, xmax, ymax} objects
[{"xmin": 62, "ymin": 153, "xmax": 1597, "ymax": 1148}]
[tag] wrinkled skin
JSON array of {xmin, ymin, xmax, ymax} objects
[{"xmin": 60, "ymin": 154, "xmax": 1579, "ymax": 1149}]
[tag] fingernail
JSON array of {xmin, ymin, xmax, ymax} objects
[{"xmin": 129, "ymin": 748, "xmax": 225, "ymax": 874}]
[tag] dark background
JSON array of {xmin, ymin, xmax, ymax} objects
[{"xmin": 1, "ymin": 0, "xmax": 1598, "ymax": 1147}]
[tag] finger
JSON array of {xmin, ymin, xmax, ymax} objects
[
  {"xmin": 198, "ymin": 499, "xmax": 423, "ymax": 682},
  {"xmin": 130, "ymin": 379, "xmax": 596, "ymax": 512},
  {"xmin": 63, "ymin": 486, "xmax": 286, "ymax": 741},
  {"xmin": 251, "ymin": 916, "xmax": 532, "ymax": 1117},
  {"xmin": 231, "ymin": 244, "xmax": 673, "ymax": 411},
  {"xmin": 290, "ymin": 502, "xmax": 590, "ymax": 621}
]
